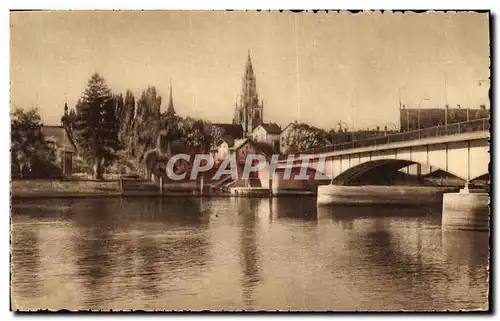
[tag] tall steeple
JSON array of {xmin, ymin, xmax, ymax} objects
[
  {"xmin": 233, "ymin": 50, "xmax": 264, "ymax": 135},
  {"xmin": 245, "ymin": 50, "xmax": 254, "ymax": 78},
  {"xmin": 166, "ymin": 79, "xmax": 176, "ymax": 116},
  {"xmin": 64, "ymin": 92, "xmax": 68, "ymax": 115}
]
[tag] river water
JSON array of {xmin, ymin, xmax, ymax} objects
[{"xmin": 10, "ymin": 197, "xmax": 489, "ymax": 311}]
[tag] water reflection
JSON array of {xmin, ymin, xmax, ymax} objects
[
  {"xmin": 441, "ymin": 230, "xmax": 489, "ymax": 309},
  {"xmin": 270, "ymin": 197, "xmax": 318, "ymax": 223},
  {"xmin": 233, "ymin": 198, "xmax": 262, "ymax": 309},
  {"xmin": 317, "ymin": 204, "xmax": 441, "ymax": 222},
  {"xmin": 11, "ymin": 197, "xmax": 489, "ymax": 311},
  {"xmin": 72, "ymin": 199, "xmax": 121, "ymax": 309},
  {"xmin": 10, "ymin": 225, "xmax": 42, "ymax": 301}
]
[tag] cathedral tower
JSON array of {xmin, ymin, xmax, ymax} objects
[
  {"xmin": 233, "ymin": 51, "xmax": 264, "ymax": 135},
  {"xmin": 166, "ymin": 80, "xmax": 176, "ymax": 116}
]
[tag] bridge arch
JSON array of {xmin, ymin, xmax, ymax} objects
[
  {"xmin": 470, "ymin": 172, "xmax": 490, "ymax": 182},
  {"xmin": 330, "ymin": 158, "xmax": 466, "ymax": 186}
]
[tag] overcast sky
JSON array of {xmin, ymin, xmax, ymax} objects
[{"xmin": 10, "ymin": 10, "xmax": 490, "ymax": 129}]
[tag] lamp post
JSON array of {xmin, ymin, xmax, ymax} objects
[
  {"xmin": 398, "ymin": 88, "xmax": 402, "ymax": 131},
  {"xmin": 349, "ymin": 104, "xmax": 355, "ymax": 142},
  {"xmin": 404, "ymin": 104, "xmax": 409, "ymax": 131},
  {"xmin": 418, "ymin": 98, "xmax": 430, "ymax": 131},
  {"xmin": 478, "ymin": 79, "xmax": 490, "ymax": 112}
]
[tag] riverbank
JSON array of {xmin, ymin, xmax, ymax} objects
[
  {"xmin": 11, "ymin": 179, "xmax": 468, "ymax": 201},
  {"xmin": 11, "ymin": 179, "xmax": 236, "ymax": 199},
  {"xmin": 11, "ymin": 179, "xmax": 122, "ymax": 198}
]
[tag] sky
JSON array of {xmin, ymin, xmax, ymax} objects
[{"xmin": 10, "ymin": 10, "xmax": 490, "ymax": 130}]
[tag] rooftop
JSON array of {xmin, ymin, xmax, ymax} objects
[
  {"xmin": 258, "ymin": 123, "xmax": 281, "ymax": 134},
  {"xmin": 41, "ymin": 125, "xmax": 77, "ymax": 153}
]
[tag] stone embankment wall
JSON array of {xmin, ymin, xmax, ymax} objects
[{"xmin": 11, "ymin": 179, "xmax": 121, "ymax": 197}]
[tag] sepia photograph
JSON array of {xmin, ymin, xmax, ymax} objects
[{"xmin": 9, "ymin": 9, "xmax": 491, "ymax": 312}]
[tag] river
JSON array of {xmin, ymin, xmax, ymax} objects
[{"xmin": 10, "ymin": 197, "xmax": 489, "ymax": 311}]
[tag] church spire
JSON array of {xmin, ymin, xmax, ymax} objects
[
  {"xmin": 234, "ymin": 50, "xmax": 263, "ymax": 135},
  {"xmin": 64, "ymin": 93, "xmax": 68, "ymax": 115},
  {"xmin": 61, "ymin": 97, "xmax": 69, "ymax": 126},
  {"xmin": 167, "ymin": 79, "xmax": 175, "ymax": 116},
  {"xmin": 245, "ymin": 50, "xmax": 254, "ymax": 78}
]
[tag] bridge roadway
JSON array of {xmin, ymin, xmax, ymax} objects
[{"xmin": 271, "ymin": 118, "xmax": 490, "ymax": 187}]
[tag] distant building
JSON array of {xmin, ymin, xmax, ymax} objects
[
  {"xmin": 230, "ymin": 138, "xmax": 275, "ymax": 164},
  {"xmin": 209, "ymin": 124, "xmax": 243, "ymax": 163},
  {"xmin": 41, "ymin": 125, "xmax": 78, "ymax": 176},
  {"xmin": 399, "ymin": 105, "xmax": 489, "ymax": 131},
  {"xmin": 233, "ymin": 51, "xmax": 264, "ymax": 136},
  {"xmin": 252, "ymin": 123, "xmax": 281, "ymax": 151}
]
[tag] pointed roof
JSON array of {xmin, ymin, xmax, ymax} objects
[
  {"xmin": 167, "ymin": 80, "xmax": 175, "ymax": 115},
  {"xmin": 245, "ymin": 50, "xmax": 254, "ymax": 77},
  {"xmin": 41, "ymin": 125, "xmax": 78, "ymax": 153}
]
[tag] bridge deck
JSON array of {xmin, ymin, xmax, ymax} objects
[{"xmin": 298, "ymin": 118, "xmax": 489, "ymax": 156}]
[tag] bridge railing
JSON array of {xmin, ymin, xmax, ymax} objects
[{"xmin": 303, "ymin": 118, "xmax": 490, "ymax": 154}]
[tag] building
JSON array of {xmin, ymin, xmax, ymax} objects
[
  {"xmin": 229, "ymin": 138, "xmax": 274, "ymax": 187},
  {"xmin": 399, "ymin": 105, "xmax": 489, "ymax": 131},
  {"xmin": 212, "ymin": 136, "xmax": 235, "ymax": 162},
  {"xmin": 233, "ymin": 51, "xmax": 264, "ymax": 136},
  {"xmin": 40, "ymin": 125, "xmax": 78, "ymax": 176},
  {"xmin": 252, "ymin": 123, "xmax": 281, "ymax": 152}
]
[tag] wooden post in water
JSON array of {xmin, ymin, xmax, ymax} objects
[
  {"xmin": 159, "ymin": 176, "xmax": 163, "ymax": 195},
  {"xmin": 200, "ymin": 175, "xmax": 204, "ymax": 195}
]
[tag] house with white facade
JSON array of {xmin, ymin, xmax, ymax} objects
[{"xmin": 251, "ymin": 123, "xmax": 281, "ymax": 152}]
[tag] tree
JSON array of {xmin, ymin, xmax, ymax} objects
[
  {"xmin": 66, "ymin": 108, "xmax": 78, "ymax": 129},
  {"xmin": 73, "ymin": 73, "xmax": 121, "ymax": 179},
  {"xmin": 181, "ymin": 117, "xmax": 211, "ymax": 152},
  {"xmin": 129, "ymin": 86, "xmax": 163, "ymax": 158},
  {"xmin": 210, "ymin": 125, "xmax": 226, "ymax": 149},
  {"xmin": 119, "ymin": 90, "xmax": 135, "ymax": 146},
  {"xmin": 11, "ymin": 107, "xmax": 62, "ymax": 178},
  {"xmin": 136, "ymin": 86, "xmax": 161, "ymax": 122},
  {"xmin": 282, "ymin": 123, "xmax": 326, "ymax": 153},
  {"xmin": 11, "ymin": 107, "xmax": 44, "ymax": 176},
  {"xmin": 114, "ymin": 93, "xmax": 124, "ymax": 126}
]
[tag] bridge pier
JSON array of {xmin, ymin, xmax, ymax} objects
[
  {"xmin": 416, "ymin": 163, "xmax": 423, "ymax": 185},
  {"xmin": 317, "ymin": 184, "xmax": 458, "ymax": 206},
  {"xmin": 441, "ymin": 187, "xmax": 489, "ymax": 231}
]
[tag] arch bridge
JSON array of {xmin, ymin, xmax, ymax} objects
[{"xmin": 275, "ymin": 118, "xmax": 490, "ymax": 187}]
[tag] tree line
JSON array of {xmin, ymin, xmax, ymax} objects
[
  {"xmin": 13, "ymin": 73, "xmax": 226, "ymax": 179},
  {"xmin": 11, "ymin": 107, "xmax": 63, "ymax": 178}
]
